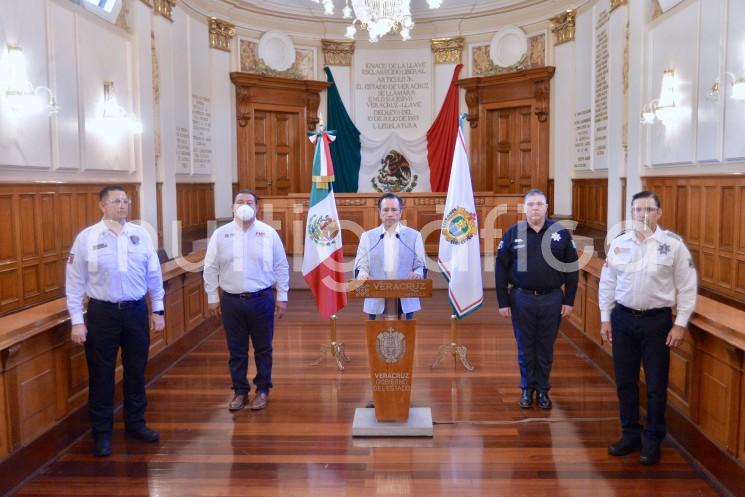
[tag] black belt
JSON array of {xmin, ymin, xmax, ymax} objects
[
  {"xmin": 89, "ymin": 297, "xmax": 145, "ymax": 310},
  {"xmin": 513, "ymin": 287, "xmax": 560, "ymax": 296},
  {"xmin": 615, "ymin": 303, "xmax": 671, "ymax": 317},
  {"xmin": 224, "ymin": 288, "xmax": 272, "ymax": 299}
]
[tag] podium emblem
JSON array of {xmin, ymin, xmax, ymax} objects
[{"xmin": 376, "ymin": 328, "xmax": 406, "ymax": 363}]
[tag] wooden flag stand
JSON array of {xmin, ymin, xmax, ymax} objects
[
  {"xmin": 430, "ymin": 314, "xmax": 475, "ymax": 371},
  {"xmin": 348, "ymin": 279, "xmax": 433, "ymax": 437},
  {"xmin": 310, "ymin": 315, "xmax": 350, "ymax": 371}
]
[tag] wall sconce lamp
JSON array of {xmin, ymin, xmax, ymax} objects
[
  {"xmin": 640, "ymin": 68, "xmax": 676, "ymax": 125},
  {"xmin": 3, "ymin": 44, "xmax": 58, "ymax": 116},
  {"xmin": 706, "ymin": 71, "xmax": 745, "ymax": 101},
  {"xmin": 101, "ymin": 80, "xmax": 142, "ymax": 134}
]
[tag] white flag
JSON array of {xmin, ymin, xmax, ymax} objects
[{"xmin": 437, "ymin": 120, "xmax": 483, "ymax": 318}]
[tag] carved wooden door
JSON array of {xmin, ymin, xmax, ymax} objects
[
  {"xmin": 251, "ymin": 109, "xmax": 299, "ymax": 196},
  {"xmin": 486, "ymin": 105, "xmax": 534, "ymax": 194}
]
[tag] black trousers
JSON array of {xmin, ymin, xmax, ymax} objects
[
  {"xmin": 611, "ymin": 305, "xmax": 672, "ymax": 444},
  {"xmin": 85, "ymin": 298, "xmax": 150, "ymax": 439},
  {"xmin": 220, "ymin": 291, "xmax": 275, "ymax": 394},
  {"xmin": 509, "ymin": 288, "xmax": 563, "ymax": 393}
]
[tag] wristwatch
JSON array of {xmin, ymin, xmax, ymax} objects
[{"xmin": 152, "ymin": 310, "xmax": 165, "ymax": 316}]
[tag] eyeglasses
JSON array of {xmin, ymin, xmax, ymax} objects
[
  {"xmin": 631, "ymin": 206, "xmax": 658, "ymax": 214},
  {"xmin": 107, "ymin": 199, "xmax": 131, "ymax": 205},
  {"xmin": 525, "ymin": 202, "xmax": 546, "ymax": 208}
]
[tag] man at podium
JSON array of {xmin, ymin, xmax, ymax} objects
[{"xmin": 354, "ymin": 193, "xmax": 426, "ymax": 320}]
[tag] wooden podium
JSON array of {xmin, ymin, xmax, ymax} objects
[{"xmin": 348, "ymin": 279, "xmax": 433, "ymax": 436}]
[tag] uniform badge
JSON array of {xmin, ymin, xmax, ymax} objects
[
  {"xmin": 92, "ymin": 243, "xmax": 107, "ymax": 250},
  {"xmin": 657, "ymin": 243, "xmax": 671, "ymax": 255},
  {"xmin": 376, "ymin": 328, "xmax": 406, "ymax": 364},
  {"xmin": 224, "ymin": 233, "xmax": 234, "ymax": 238},
  {"xmin": 551, "ymin": 232, "xmax": 562, "ymax": 242},
  {"xmin": 129, "ymin": 235, "xmax": 140, "ymax": 245}
]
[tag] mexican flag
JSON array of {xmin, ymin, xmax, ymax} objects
[
  {"xmin": 437, "ymin": 116, "xmax": 483, "ymax": 318},
  {"xmin": 302, "ymin": 129, "xmax": 347, "ymax": 319}
]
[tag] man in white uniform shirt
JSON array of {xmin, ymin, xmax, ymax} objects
[
  {"xmin": 203, "ymin": 190, "xmax": 289, "ymax": 412},
  {"xmin": 66, "ymin": 185, "xmax": 165, "ymax": 457},
  {"xmin": 599, "ymin": 190, "xmax": 697, "ymax": 466},
  {"xmin": 354, "ymin": 193, "xmax": 425, "ymax": 319}
]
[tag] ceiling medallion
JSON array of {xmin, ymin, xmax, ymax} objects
[{"xmin": 311, "ymin": 0, "xmax": 443, "ymax": 43}]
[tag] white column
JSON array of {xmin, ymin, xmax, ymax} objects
[
  {"xmin": 606, "ymin": 4, "xmax": 628, "ymax": 229},
  {"xmin": 210, "ymin": 46, "xmax": 233, "ymax": 218},
  {"xmin": 130, "ymin": 2, "xmax": 158, "ymax": 239},
  {"xmin": 153, "ymin": 15, "xmax": 179, "ymax": 256},
  {"xmin": 625, "ymin": 0, "xmax": 646, "ymax": 220},
  {"xmin": 551, "ymin": 40, "xmax": 576, "ymax": 217}
]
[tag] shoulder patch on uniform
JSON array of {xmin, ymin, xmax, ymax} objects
[
  {"xmin": 68, "ymin": 253, "xmax": 75, "ymax": 264},
  {"xmin": 665, "ymin": 230, "xmax": 682, "ymax": 241}
]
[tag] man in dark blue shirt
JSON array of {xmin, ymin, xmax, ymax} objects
[{"xmin": 495, "ymin": 188, "xmax": 579, "ymax": 410}]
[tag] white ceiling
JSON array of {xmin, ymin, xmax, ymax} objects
[{"xmin": 219, "ymin": 0, "xmax": 553, "ymax": 22}]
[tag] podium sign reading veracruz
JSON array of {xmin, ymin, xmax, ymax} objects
[{"xmin": 365, "ymin": 319, "xmax": 416, "ymax": 421}]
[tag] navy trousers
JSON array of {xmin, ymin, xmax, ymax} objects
[
  {"xmin": 611, "ymin": 306, "xmax": 672, "ymax": 444},
  {"xmin": 85, "ymin": 298, "xmax": 150, "ymax": 440},
  {"xmin": 509, "ymin": 288, "xmax": 563, "ymax": 393},
  {"xmin": 220, "ymin": 291, "xmax": 275, "ymax": 394}
]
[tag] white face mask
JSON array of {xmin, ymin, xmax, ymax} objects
[{"xmin": 235, "ymin": 204, "xmax": 255, "ymax": 222}]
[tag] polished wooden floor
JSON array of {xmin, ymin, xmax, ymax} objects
[{"xmin": 13, "ymin": 291, "xmax": 723, "ymax": 497}]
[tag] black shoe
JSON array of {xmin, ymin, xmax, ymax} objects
[
  {"xmin": 537, "ymin": 392, "xmax": 552, "ymax": 410},
  {"xmin": 518, "ymin": 389, "xmax": 534, "ymax": 408},
  {"xmin": 639, "ymin": 443, "xmax": 661, "ymax": 465},
  {"xmin": 608, "ymin": 436, "xmax": 642, "ymax": 456},
  {"xmin": 125, "ymin": 426, "xmax": 160, "ymax": 443},
  {"xmin": 94, "ymin": 438, "xmax": 112, "ymax": 457}
]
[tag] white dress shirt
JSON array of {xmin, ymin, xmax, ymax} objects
[
  {"xmin": 354, "ymin": 223, "xmax": 425, "ymax": 280},
  {"xmin": 599, "ymin": 227, "xmax": 698, "ymax": 327},
  {"xmin": 65, "ymin": 220, "xmax": 165, "ymax": 326},
  {"xmin": 203, "ymin": 219, "xmax": 289, "ymax": 304}
]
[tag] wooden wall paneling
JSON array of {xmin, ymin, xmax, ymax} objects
[
  {"xmin": 183, "ymin": 272, "xmax": 205, "ymax": 333},
  {"xmin": 667, "ymin": 335, "xmax": 694, "ymax": 417},
  {"xmin": 584, "ymin": 273, "xmax": 604, "ymax": 349},
  {"xmin": 164, "ymin": 275, "xmax": 185, "ymax": 344},
  {"xmin": 572, "ymin": 179, "xmax": 608, "ymax": 231},
  {"xmin": 0, "ymin": 193, "xmax": 20, "ymax": 311},
  {"xmin": 0, "ymin": 369, "xmax": 7, "ymax": 457},
  {"xmin": 694, "ymin": 333, "xmax": 742, "ymax": 452},
  {"xmin": 55, "ymin": 335, "xmax": 88, "ymax": 417},
  {"xmin": 740, "ymin": 363, "xmax": 745, "ymax": 462}
]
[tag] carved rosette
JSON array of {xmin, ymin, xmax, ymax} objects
[
  {"xmin": 610, "ymin": 0, "xmax": 628, "ymax": 12},
  {"xmin": 321, "ymin": 39, "xmax": 355, "ymax": 67},
  {"xmin": 431, "ymin": 37, "xmax": 464, "ymax": 65},
  {"xmin": 153, "ymin": 0, "xmax": 176, "ymax": 21},
  {"xmin": 550, "ymin": 10, "xmax": 576, "ymax": 46},
  {"xmin": 209, "ymin": 17, "xmax": 235, "ymax": 52},
  {"xmin": 306, "ymin": 92, "xmax": 321, "ymax": 131}
]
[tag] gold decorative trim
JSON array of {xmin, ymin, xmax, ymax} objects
[
  {"xmin": 153, "ymin": 0, "xmax": 175, "ymax": 21},
  {"xmin": 550, "ymin": 10, "xmax": 576, "ymax": 46},
  {"xmin": 321, "ymin": 40, "xmax": 355, "ymax": 66},
  {"xmin": 431, "ymin": 37, "xmax": 464, "ymax": 65},
  {"xmin": 610, "ymin": 0, "xmax": 627, "ymax": 12},
  {"xmin": 140, "ymin": 0, "xmax": 153, "ymax": 7},
  {"xmin": 209, "ymin": 17, "xmax": 235, "ymax": 52},
  {"xmin": 476, "ymin": 54, "xmax": 529, "ymax": 76}
]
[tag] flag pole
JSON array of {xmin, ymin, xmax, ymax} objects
[
  {"xmin": 311, "ymin": 314, "xmax": 351, "ymax": 370},
  {"xmin": 431, "ymin": 314, "xmax": 475, "ymax": 371}
]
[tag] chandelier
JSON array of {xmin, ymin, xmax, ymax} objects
[{"xmin": 311, "ymin": 0, "xmax": 443, "ymax": 43}]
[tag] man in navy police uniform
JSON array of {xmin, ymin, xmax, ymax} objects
[{"xmin": 495, "ymin": 188, "xmax": 579, "ymax": 410}]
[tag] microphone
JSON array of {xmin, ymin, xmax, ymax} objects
[
  {"xmin": 354, "ymin": 232, "xmax": 385, "ymax": 277},
  {"xmin": 395, "ymin": 233, "xmax": 425, "ymax": 275}
]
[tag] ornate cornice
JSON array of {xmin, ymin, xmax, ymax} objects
[
  {"xmin": 153, "ymin": 0, "xmax": 175, "ymax": 22},
  {"xmin": 321, "ymin": 40, "xmax": 355, "ymax": 66},
  {"xmin": 430, "ymin": 37, "xmax": 464, "ymax": 65},
  {"xmin": 550, "ymin": 10, "xmax": 576, "ymax": 46},
  {"xmin": 209, "ymin": 17, "xmax": 235, "ymax": 52},
  {"xmin": 610, "ymin": 0, "xmax": 628, "ymax": 12}
]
